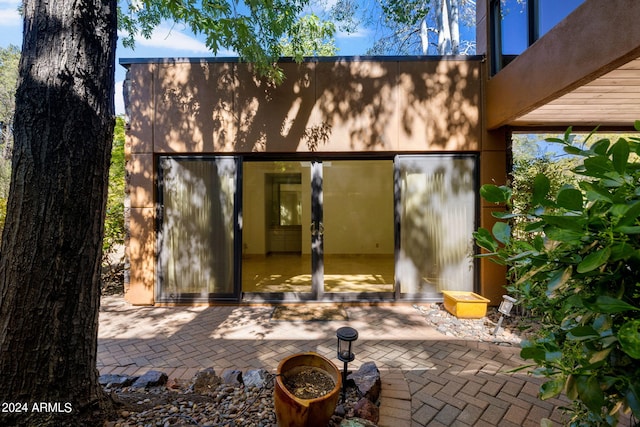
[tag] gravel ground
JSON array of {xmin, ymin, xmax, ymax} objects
[
  {"xmin": 106, "ymin": 376, "xmax": 363, "ymax": 427},
  {"xmin": 412, "ymin": 303, "xmax": 536, "ymax": 346}
]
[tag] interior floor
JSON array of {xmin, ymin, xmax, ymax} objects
[{"xmin": 241, "ymin": 254, "xmax": 394, "ymax": 293}]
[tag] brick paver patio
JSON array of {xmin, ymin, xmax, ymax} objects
[{"xmin": 98, "ymin": 296, "xmax": 569, "ymax": 426}]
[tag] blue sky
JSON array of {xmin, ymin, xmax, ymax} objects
[
  {"xmin": 0, "ymin": 0, "xmax": 584, "ymax": 115},
  {"xmin": 0, "ymin": 0, "xmax": 376, "ymax": 114}
]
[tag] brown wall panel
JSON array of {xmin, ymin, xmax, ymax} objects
[
  {"xmin": 235, "ymin": 62, "xmax": 317, "ymax": 152},
  {"xmin": 397, "ymin": 61, "xmax": 481, "ymax": 151},
  {"xmin": 153, "ymin": 62, "xmax": 237, "ymax": 153},
  {"xmin": 128, "ymin": 154, "xmax": 154, "ymax": 209},
  {"xmin": 126, "ymin": 63, "xmax": 155, "ymax": 155},
  {"xmin": 312, "ymin": 60, "xmax": 398, "ymax": 152},
  {"xmin": 126, "ymin": 207, "xmax": 156, "ymax": 305}
]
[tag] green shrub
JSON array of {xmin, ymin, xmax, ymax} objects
[
  {"xmin": 103, "ymin": 116, "xmax": 126, "ymax": 258},
  {"xmin": 475, "ymin": 125, "xmax": 640, "ymax": 426}
]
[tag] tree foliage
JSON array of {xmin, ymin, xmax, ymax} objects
[
  {"xmin": 119, "ymin": 0, "xmax": 322, "ymax": 81},
  {"xmin": 104, "ymin": 116, "xmax": 126, "ymax": 257},
  {"xmin": 278, "ymin": 13, "xmax": 337, "ymax": 58},
  {"xmin": 328, "ymin": 0, "xmax": 476, "ymax": 55},
  {"xmin": 475, "ymin": 126, "xmax": 640, "ymax": 425},
  {"xmin": 0, "ymin": 46, "xmax": 19, "ymax": 231}
]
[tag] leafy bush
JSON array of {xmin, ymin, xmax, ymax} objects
[
  {"xmin": 103, "ymin": 116, "xmax": 126, "ymax": 258},
  {"xmin": 475, "ymin": 126, "xmax": 640, "ymax": 426}
]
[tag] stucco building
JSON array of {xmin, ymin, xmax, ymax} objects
[{"xmin": 121, "ymin": 0, "xmax": 640, "ymax": 305}]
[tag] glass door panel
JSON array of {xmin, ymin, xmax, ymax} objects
[
  {"xmin": 396, "ymin": 155, "xmax": 477, "ymax": 299},
  {"xmin": 322, "ymin": 160, "xmax": 395, "ymax": 294},
  {"xmin": 241, "ymin": 161, "xmax": 313, "ymax": 296},
  {"xmin": 157, "ymin": 157, "xmax": 238, "ymax": 302}
]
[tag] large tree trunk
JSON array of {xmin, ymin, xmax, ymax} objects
[
  {"xmin": 0, "ymin": 0, "xmax": 117, "ymax": 424},
  {"xmin": 447, "ymin": 0, "xmax": 460, "ymax": 54}
]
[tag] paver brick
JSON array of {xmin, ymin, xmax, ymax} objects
[{"xmin": 98, "ymin": 300, "xmax": 580, "ymax": 427}]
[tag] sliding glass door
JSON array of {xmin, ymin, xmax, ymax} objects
[
  {"xmin": 395, "ymin": 155, "xmax": 477, "ymax": 299},
  {"xmin": 241, "ymin": 161, "xmax": 314, "ymax": 298},
  {"xmin": 241, "ymin": 159, "xmax": 395, "ymax": 301},
  {"xmin": 156, "ymin": 155, "xmax": 477, "ymax": 303},
  {"xmin": 157, "ymin": 156, "xmax": 240, "ymax": 302},
  {"xmin": 322, "ymin": 160, "xmax": 395, "ymax": 297}
]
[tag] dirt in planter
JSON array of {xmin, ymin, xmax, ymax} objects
[{"xmin": 283, "ymin": 367, "xmax": 336, "ymax": 399}]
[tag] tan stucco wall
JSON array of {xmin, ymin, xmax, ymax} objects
[{"xmin": 123, "ymin": 57, "xmax": 491, "ymax": 305}]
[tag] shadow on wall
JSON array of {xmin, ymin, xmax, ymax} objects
[{"xmin": 127, "ymin": 57, "xmax": 481, "ymax": 155}]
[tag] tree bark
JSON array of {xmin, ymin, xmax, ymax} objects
[{"xmin": 0, "ymin": 0, "xmax": 117, "ymax": 424}]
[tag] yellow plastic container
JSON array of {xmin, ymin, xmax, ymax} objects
[{"xmin": 442, "ymin": 291, "xmax": 490, "ymax": 319}]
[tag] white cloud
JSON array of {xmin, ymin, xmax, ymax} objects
[
  {"xmin": 0, "ymin": 7, "xmax": 20, "ymax": 26},
  {"xmin": 122, "ymin": 25, "xmax": 211, "ymax": 54},
  {"xmin": 337, "ymin": 26, "xmax": 372, "ymax": 39}
]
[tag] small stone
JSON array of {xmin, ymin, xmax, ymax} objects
[
  {"xmin": 221, "ymin": 369, "xmax": 243, "ymax": 385},
  {"xmin": 348, "ymin": 362, "xmax": 381, "ymax": 402},
  {"xmin": 339, "ymin": 417, "xmax": 378, "ymax": 427},
  {"xmin": 193, "ymin": 367, "xmax": 221, "ymax": 394},
  {"xmin": 131, "ymin": 370, "xmax": 168, "ymax": 389},
  {"xmin": 353, "ymin": 398, "xmax": 379, "ymax": 424},
  {"xmin": 243, "ymin": 369, "xmax": 269, "ymax": 388},
  {"xmin": 99, "ymin": 374, "xmax": 135, "ymax": 388}
]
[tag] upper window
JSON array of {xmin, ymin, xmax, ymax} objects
[{"xmin": 491, "ymin": 0, "xmax": 585, "ymax": 73}]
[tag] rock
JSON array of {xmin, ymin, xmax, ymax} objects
[
  {"xmin": 165, "ymin": 377, "xmax": 188, "ymax": 390},
  {"xmin": 243, "ymin": 368, "xmax": 269, "ymax": 388},
  {"xmin": 99, "ymin": 374, "xmax": 135, "ymax": 388},
  {"xmin": 221, "ymin": 369, "xmax": 243, "ymax": 385},
  {"xmin": 192, "ymin": 367, "xmax": 221, "ymax": 394},
  {"xmin": 353, "ymin": 398, "xmax": 379, "ymax": 424},
  {"xmin": 339, "ymin": 417, "xmax": 378, "ymax": 427},
  {"xmin": 131, "ymin": 370, "xmax": 167, "ymax": 389},
  {"xmin": 348, "ymin": 362, "xmax": 381, "ymax": 402}
]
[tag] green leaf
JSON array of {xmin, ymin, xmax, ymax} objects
[
  {"xmin": 615, "ymin": 201, "xmax": 640, "ymax": 228},
  {"xmin": 532, "ymin": 173, "xmax": 551, "ymax": 206},
  {"xmin": 626, "ymin": 383, "xmax": 640, "ymax": 418},
  {"xmin": 576, "ymin": 375, "xmax": 605, "ymax": 414},
  {"xmin": 567, "ymin": 326, "xmax": 599, "ymax": 341},
  {"xmin": 563, "ymin": 145, "xmax": 585, "ymax": 155},
  {"xmin": 473, "ymin": 228, "xmax": 498, "ymax": 252},
  {"xmin": 520, "ymin": 346, "xmax": 546, "ymax": 362},
  {"xmin": 566, "ymin": 375, "xmax": 578, "ymax": 400},
  {"xmin": 610, "ymin": 138, "xmax": 630, "ymax": 174},
  {"xmin": 540, "ymin": 379, "xmax": 564, "ymax": 400},
  {"xmin": 580, "ymin": 181, "xmax": 613, "ymax": 203},
  {"xmin": 588, "ymin": 348, "xmax": 612, "ymax": 364},
  {"xmin": 613, "ymin": 225, "xmax": 640, "ymax": 234},
  {"xmin": 576, "ymin": 247, "xmax": 611, "ymax": 273},
  {"xmin": 492, "ymin": 211, "xmax": 518, "ymax": 219},
  {"xmin": 541, "ymin": 214, "xmax": 585, "ymax": 231},
  {"xmin": 618, "ymin": 319, "xmax": 640, "ymax": 359},
  {"xmin": 591, "ymin": 138, "xmax": 610, "ymax": 155},
  {"xmin": 544, "ymin": 226, "xmax": 583, "ymax": 243},
  {"xmin": 546, "ymin": 267, "xmax": 572, "ymax": 295},
  {"xmin": 592, "ymin": 296, "xmax": 640, "ymax": 313},
  {"xmin": 492, "ymin": 222, "xmax": 511, "ymax": 245},
  {"xmin": 480, "ymin": 184, "xmax": 511, "ymax": 204},
  {"xmin": 582, "ymin": 156, "xmax": 614, "ymax": 179},
  {"xmin": 556, "ymin": 187, "xmax": 583, "ymax": 211}
]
